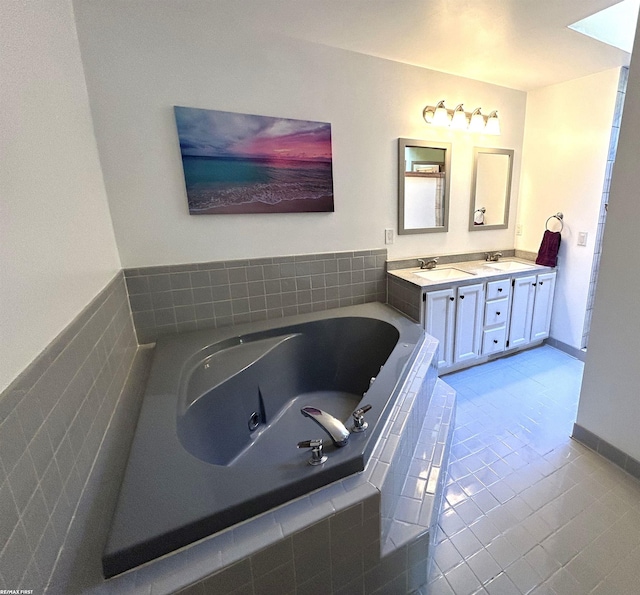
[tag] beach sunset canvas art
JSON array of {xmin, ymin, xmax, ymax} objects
[{"xmin": 174, "ymin": 106, "xmax": 334, "ymax": 214}]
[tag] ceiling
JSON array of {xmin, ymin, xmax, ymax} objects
[{"xmin": 231, "ymin": 0, "xmax": 635, "ymax": 90}]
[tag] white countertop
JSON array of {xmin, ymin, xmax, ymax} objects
[{"xmin": 387, "ymin": 258, "xmax": 555, "ymax": 290}]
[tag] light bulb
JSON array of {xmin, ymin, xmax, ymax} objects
[
  {"xmin": 432, "ymin": 100, "xmax": 451, "ymax": 127},
  {"xmin": 485, "ymin": 111, "xmax": 501, "ymax": 135},
  {"xmin": 469, "ymin": 108, "xmax": 485, "ymax": 133},
  {"xmin": 450, "ymin": 104, "xmax": 468, "ymax": 130}
]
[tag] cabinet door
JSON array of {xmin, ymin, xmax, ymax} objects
[
  {"xmin": 530, "ymin": 272, "xmax": 557, "ymax": 342},
  {"xmin": 424, "ymin": 288, "xmax": 455, "ymax": 368},
  {"xmin": 454, "ymin": 283, "xmax": 485, "ymax": 363},
  {"xmin": 508, "ymin": 275, "xmax": 536, "ymax": 348}
]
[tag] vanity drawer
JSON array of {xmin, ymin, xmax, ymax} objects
[
  {"xmin": 486, "ymin": 279, "xmax": 511, "ymax": 301},
  {"xmin": 484, "ymin": 297, "xmax": 509, "ymax": 327},
  {"xmin": 483, "ymin": 326, "xmax": 507, "ymax": 355}
]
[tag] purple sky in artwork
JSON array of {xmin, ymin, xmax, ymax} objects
[{"xmin": 175, "ymin": 106, "xmax": 332, "ymax": 162}]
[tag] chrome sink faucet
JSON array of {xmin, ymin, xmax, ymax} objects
[
  {"xmin": 418, "ymin": 257, "xmax": 439, "ymax": 270},
  {"xmin": 301, "ymin": 406, "xmax": 350, "ymax": 446},
  {"xmin": 485, "ymin": 252, "xmax": 503, "ymax": 262}
]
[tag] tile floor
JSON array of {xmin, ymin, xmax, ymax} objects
[{"xmin": 425, "ymin": 345, "xmax": 640, "ymax": 595}]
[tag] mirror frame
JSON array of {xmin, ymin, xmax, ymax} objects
[
  {"xmin": 468, "ymin": 147, "xmax": 514, "ymax": 231},
  {"xmin": 398, "ymin": 138, "xmax": 452, "ymax": 235}
]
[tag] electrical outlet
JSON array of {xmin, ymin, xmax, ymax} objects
[
  {"xmin": 578, "ymin": 231, "xmax": 588, "ymax": 246},
  {"xmin": 516, "ymin": 223, "xmax": 523, "ymax": 236},
  {"xmin": 385, "ymin": 228, "xmax": 394, "ymax": 244}
]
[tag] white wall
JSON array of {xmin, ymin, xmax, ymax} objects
[
  {"xmin": 72, "ymin": 0, "xmax": 526, "ymax": 268},
  {"xmin": 576, "ymin": 25, "xmax": 640, "ymax": 461},
  {"xmin": 516, "ymin": 68, "xmax": 620, "ymax": 350},
  {"xmin": 0, "ymin": 0, "xmax": 121, "ymax": 392}
]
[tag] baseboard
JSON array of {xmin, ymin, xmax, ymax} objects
[
  {"xmin": 545, "ymin": 337, "xmax": 586, "ymax": 362},
  {"xmin": 572, "ymin": 423, "xmax": 640, "ymax": 480}
]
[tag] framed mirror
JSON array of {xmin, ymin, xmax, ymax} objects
[
  {"xmin": 398, "ymin": 138, "xmax": 451, "ymax": 234},
  {"xmin": 469, "ymin": 147, "xmax": 514, "ymax": 231}
]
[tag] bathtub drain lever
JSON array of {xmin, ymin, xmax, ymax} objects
[
  {"xmin": 351, "ymin": 404, "xmax": 372, "ymax": 432},
  {"xmin": 297, "ymin": 439, "xmax": 327, "ymax": 466}
]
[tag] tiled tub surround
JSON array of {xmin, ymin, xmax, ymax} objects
[
  {"xmin": 0, "ymin": 273, "xmax": 138, "ymax": 592},
  {"xmin": 125, "ymin": 249, "xmax": 388, "ymax": 344},
  {"xmin": 42, "ymin": 307, "xmax": 456, "ymax": 594},
  {"xmin": 388, "ymin": 276, "xmax": 422, "ymax": 323},
  {"xmin": 103, "ymin": 304, "xmax": 424, "ymax": 577}
]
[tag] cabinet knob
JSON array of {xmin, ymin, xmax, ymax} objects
[
  {"xmin": 539, "ymin": 281, "xmax": 544, "ymax": 285},
  {"xmin": 493, "ymin": 339, "xmax": 498, "ymax": 344},
  {"xmin": 460, "ymin": 295, "xmax": 465, "ymax": 299},
  {"xmin": 449, "ymin": 296, "xmax": 454, "ymax": 301},
  {"xmin": 532, "ymin": 283, "xmax": 537, "ymax": 286},
  {"xmin": 498, "ymin": 288, "xmax": 503, "ymax": 292},
  {"xmin": 496, "ymin": 312, "xmax": 501, "ymax": 316}
]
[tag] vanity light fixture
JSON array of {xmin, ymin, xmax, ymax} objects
[{"xmin": 422, "ymin": 99, "xmax": 501, "ymax": 135}]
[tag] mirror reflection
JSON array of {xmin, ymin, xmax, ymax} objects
[
  {"xmin": 398, "ymin": 139, "xmax": 451, "ymax": 234},
  {"xmin": 469, "ymin": 147, "xmax": 514, "ymax": 231}
]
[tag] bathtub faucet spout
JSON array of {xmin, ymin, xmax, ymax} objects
[{"xmin": 300, "ymin": 406, "xmax": 350, "ymax": 447}]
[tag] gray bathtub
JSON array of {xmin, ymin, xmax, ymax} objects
[{"xmin": 103, "ymin": 302, "xmax": 424, "ymax": 577}]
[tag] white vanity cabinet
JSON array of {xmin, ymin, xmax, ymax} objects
[
  {"xmin": 390, "ymin": 260, "xmax": 557, "ymax": 374},
  {"xmin": 508, "ymin": 271, "xmax": 556, "ymax": 348},
  {"xmin": 424, "ymin": 282, "xmax": 485, "ymax": 368}
]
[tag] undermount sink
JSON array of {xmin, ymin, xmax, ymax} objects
[
  {"xmin": 414, "ymin": 267, "xmax": 476, "ymax": 281},
  {"xmin": 484, "ymin": 260, "xmax": 535, "ymax": 272}
]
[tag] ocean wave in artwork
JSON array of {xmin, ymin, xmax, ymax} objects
[{"xmin": 188, "ymin": 180, "xmax": 333, "ymax": 214}]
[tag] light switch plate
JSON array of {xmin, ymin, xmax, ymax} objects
[
  {"xmin": 385, "ymin": 228, "xmax": 394, "ymax": 244},
  {"xmin": 516, "ymin": 223, "xmax": 523, "ymax": 236},
  {"xmin": 578, "ymin": 231, "xmax": 588, "ymax": 246}
]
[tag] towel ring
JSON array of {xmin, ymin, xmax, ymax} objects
[{"xmin": 545, "ymin": 212, "xmax": 564, "ymax": 232}]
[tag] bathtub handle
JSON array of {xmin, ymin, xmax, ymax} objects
[
  {"xmin": 297, "ymin": 439, "xmax": 328, "ymax": 466},
  {"xmin": 351, "ymin": 404, "xmax": 372, "ymax": 433},
  {"xmin": 300, "ymin": 407, "xmax": 350, "ymax": 447}
]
